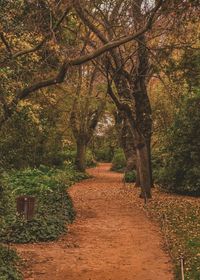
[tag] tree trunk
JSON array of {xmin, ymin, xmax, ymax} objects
[
  {"xmin": 125, "ymin": 151, "xmax": 136, "ymax": 172},
  {"xmin": 135, "ymin": 139, "xmax": 153, "ymax": 188},
  {"xmin": 75, "ymin": 140, "xmax": 86, "ymax": 172},
  {"xmin": 122, "ymin": 131, "xmax": 136, "ymax": 173},
  {"xmin": 146, "ymin": 138, "xmax": 154, "ymax": 188},
  {"xmin": 115, "ymin": 112, "xmax": 136, "ymax": 172},
  {"xmin": 135, "ymin": 139, "xmax": 152, "ymax": 199},
  {"xmin": 132, "ymin": 34, "xmax": 152, "ymax": 195},
  {"xmin": 135, "ymin": 158, "xmax": 141, "ymax": 187}
]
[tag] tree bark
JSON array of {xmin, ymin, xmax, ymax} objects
[
  {"xmin": 121, "ymin": 124, "xmax": 136, "ymax": 173},
  {"xmin": 136, "ymin": 159, "xmax": 141, "ymax": 187},
  {"xmin": 115, "ymin": 112, "xmax": 136, "ymax": 172},
  {"xmin": 125, "ymin": 151, "xmax": 136, "ymax": 172},
  {"xmin": 146, "ymin": 138, "xmax": 153, "ymax": 187},
  {"xmin": 75, "ymin": 140, "xmax": 86, "ymax": 172},
  {"xmin": 135, "ymin": 138, "xmax": 152, "ymax": 199},
  {"xmin": 135, "ymin": 138, "xmax": 153, "ymax": 188},
  {"xmin": 132, "ymin": 33, "xmax": 153, "ymax": 193}
]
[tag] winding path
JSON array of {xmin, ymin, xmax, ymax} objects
[{"xmin": 15, "ymin": 163, "xmax": 173, "ymax": 280}]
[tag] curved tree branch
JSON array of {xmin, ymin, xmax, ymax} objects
[
  {"xmin": 0, "ymin": 0, "xmax": 163, "ymax": 128},
  {"xmin": 1, "ymin": 5, "xmax": 71, "ymax": 61},
  {"xmin": 17, "ymin": 0, "xmax": 163, "ymax": 101}
]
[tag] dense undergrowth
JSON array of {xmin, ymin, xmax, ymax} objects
[
  {"xmin": 0, "ymin": 163, "xmax": 89, "ymax": 243},
  {"xmin": 124, "ymin": 170, "xmax": 136, "ymax": 183},
  {"xmin": 110, "ymin": 149, "xmax": 136, "ymax": 183},
  {"xmin": 0, "ymin": 162, "xmax": 89, "ymax": 279},
  {"xmin": 153, "ymin": 95, "xmax": 200, "ymax": 196},
  {"xmin": 110, "ymin": 149, "xmax": 126, "ymax": 172},
  {"xmin": 0, "ymin": 245, "xmax": 22, "ymax": 280},
  {"xmin": 65, "ymin": 149, "xmax": 97, "ymax": 168}
]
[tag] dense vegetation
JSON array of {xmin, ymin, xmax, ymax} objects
[
  {"xmin": 0, "ymin": 164, "xmax": 90, "ymax": 243},
  {"xmin": 111, "ymin": 149, "xmax": 126, "ymax": 172},
  {"xmin": 154, "ymin": 95, "xmax": 200, "ymax": 195},
  {"xmin": 0, "ymin": 162, "xmax": 90, "ymax": 279},
  {"xmin": 0, "ymin": 245, "xmax": 22, "ymax": 280},
  {"xmin": 0, "ymin": 0, "xmax": 199, "ymax": 279}
]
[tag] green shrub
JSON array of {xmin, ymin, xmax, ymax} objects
[
  {"xmin": 62, "ymin": 149, "xmax": 96, "ymax": 167},
  {"xmin": 156, "ymin": 95, "xmax": 200, "ymax": 196},
  {"xmin": 0, "ymin": 105, "xmax": 65, "ymax": 170},
  {"xmin": 94, "ymin": 147, "xmax": 114, "ymax": 162},
  {"xmin": 0, "ymin": 175, "xmax": 15, "ymax": 219},
  {"xmin": 124, "ymin": 170, "xmax": 136, "ymax": 183},
  {"xmin": 0, "ymin": 164, "xmax": 89, "ymax": 243},
  {"xmin": 86, "ymin": 150, "xmax": 96, "ymax": 167},
  {"xmin": 63, "ymin": 149, "xmax": 77, "ymax": 163},
  {"xmin": 151, "ymin": 150, "xmax": 164, "ymax": 183},
  {"xmin": 111, "ymin": 149, "xmax": 126, "ymax": 172},
  {"xmin": 0, "ymin": 191, "xmax": 75, "ymax": 243},
  {"xmin": 49, "ymin": 152, "xmax": 66, "ymax": 167},
  {"xmin": 0, "ymin": 245, "xmax": 22, "ymax": 280}
]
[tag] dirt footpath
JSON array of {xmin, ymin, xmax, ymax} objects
[{"xmin": 15, "ymin": 163, "xmax": 173, "ymax": 280}]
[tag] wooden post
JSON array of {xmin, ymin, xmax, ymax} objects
[{"xmin": 180, "ymin": 256, "xmax": 185, "ymax": 280}]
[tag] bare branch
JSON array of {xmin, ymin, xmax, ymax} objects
[
  {"xmin": 17, "ymin": 14, "xmax": 162, "ymax": 101},
  {"xmin": 74, "ymin": 1, "xmax": 108, "ymax": 44},
  {"xmin": 7, "ymin": 5, "xmax": 71, "ymax": 60},
  {"xmin": 20, "ymin": 0, "xmax": 163, "ymax": 98},
  {"xmin": 0, "ymin": 32, "xmax": 12, "ymax": 56}
]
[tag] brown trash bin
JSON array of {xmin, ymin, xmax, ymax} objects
[{"xmin": 16, "ymin": 196, "xmax": 35, "ymax": 220}]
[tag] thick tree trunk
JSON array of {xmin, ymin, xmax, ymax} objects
[
  {"xmin": 107, "ymin": 32, "xmax": 153, "ymax": 198},
  {"xmin": 122, "ymin": 132, "xmax": 136, "ymax": 173},
  {"xmin": 125, "ymin": 150, "xmax": 136, "ymax": 172},
  {"xmin": 135, "ymin": 139, "xmax": 152, "ymax": 199},
  {"xmin": 75, "ymin": 140, "xmax": 86, "ymax": 172},
  {"xmin": 135, "ymin": 138, "xmax": 153, "ymax": 189},
  {"xmin": 132, "ymin": 34, "xmax": 152, "ymax": 196},
  {"xmin": 115, "ymin": 112, "xmax": 136, "ymax": 172}
]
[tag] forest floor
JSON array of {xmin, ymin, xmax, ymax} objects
[{"xmin": 14, "ymin": 163, "xmax": 173, "ymax": 280}]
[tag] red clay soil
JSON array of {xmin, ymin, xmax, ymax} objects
[{"xmin": 15, "ymin": 163, "xmax": 173, "ymax": 280}]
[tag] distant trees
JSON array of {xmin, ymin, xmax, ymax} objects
[
  {"xmin": 70, "ymin": 65, "xmax": 106, "ymax": 171},
  {"xmin": 74, "ymin": 0, "xmax": 164, "ymax": 198},
  {"xmin": 90, "ymin": 111, "xmax": 118, "ymax": 163}
]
